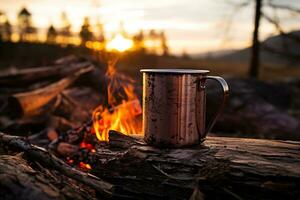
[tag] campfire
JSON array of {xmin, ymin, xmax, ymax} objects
[
  {"xmin": 92, "ymin": 57, "xmax": 142, "ymax": 142},
  {"xmin": 54, "ymin": 54, "xmax": 144, "ymax": 170}
]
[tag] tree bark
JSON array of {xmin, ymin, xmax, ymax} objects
[
  {"xmin": 0, "ymin": 154, "xmax": 96, "ymax": 200},
  {"xmin": 0, "ymin": 132, "xmax": 113, "ymax": 198},
  {"xmin": 249, "ymin": 0, "xmax": 262, "ymax": 78},
  {"xmin": 93, "ymin": 131, "xmax": 300, "ymax": 199}
]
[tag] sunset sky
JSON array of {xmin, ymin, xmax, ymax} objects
[{"xmin": 0, "ymin": 0, "xmax": 299, "ymax": 54}]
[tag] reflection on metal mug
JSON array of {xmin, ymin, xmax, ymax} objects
[{"xmin": 140, "ymin": 69, "xmax": 229, "ymax": 147}]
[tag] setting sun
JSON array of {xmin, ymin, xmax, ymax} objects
[{"xmin": 106, "ymin": 33, "xmax": 133, "ymax": 52}]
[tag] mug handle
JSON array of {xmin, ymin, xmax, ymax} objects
[{"xmin": 196, "ymin": 76, "xmax": 229, "ymax": 138}]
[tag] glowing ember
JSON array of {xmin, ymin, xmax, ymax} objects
[
  {"xmin": 92, "ymin": 56, "xmax": 143, "ymax": 141},
  {"xmin": 80, "ymin": 141, "xmax": 96, "ymax": 151},
  {"xmin": 67, "ymin": 158, "xmax": 74, "ymax": 164},
  {"xmin": 79, "ymin": 162, "xmax": 92, "ymax": 170}
]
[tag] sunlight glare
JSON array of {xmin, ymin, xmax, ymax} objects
[{"xmin": 106, "ymin": 33, "xmax": 133, "ymax": 52}]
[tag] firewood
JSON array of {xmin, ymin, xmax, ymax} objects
[
  {"xmin": 11, "ymin": 64, "xmax": 94, "ymax": 117},
  {"xmin": 0, "ymin": 132, "xmax": 113, "ymax": 198},
  {"xmin": 0, "ymin": 60, "xmax": 93, "ymax": 87},
  {"xmin": 0, "ymin": 154, "xmax": 95, "ymax": 200},
  {"xmin": 108, "ymin": 129, "xmax": 143, "ymax": 149}
]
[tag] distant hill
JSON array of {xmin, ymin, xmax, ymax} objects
[
  {"xmin": 212, "ymin": 30, "xmax": 300, "ymax": 68},
  {"xmin": 190, "ymin": 49, "xmax": 237, "ymax": 59}
]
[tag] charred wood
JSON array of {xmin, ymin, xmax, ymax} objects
[
  {"xmin": 0, "ymin": 154, "xmax": 96, "ymax": 200},
  {"xmin": 0, "ymin": 132, "xmax": 113, "ymax": 198}
]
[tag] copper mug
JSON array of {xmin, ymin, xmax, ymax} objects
[{"xmin": 140, "ymin": 69, "xmax": 229, "ymax": 147}]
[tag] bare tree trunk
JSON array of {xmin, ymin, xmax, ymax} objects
[{"xmin": 249, "ymin": 0, "xmax": 262, "ymax": 78}]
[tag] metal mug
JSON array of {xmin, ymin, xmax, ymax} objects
[{"xmin": 140, "ymin": 69, "xmax": 229, "ymax": 147}]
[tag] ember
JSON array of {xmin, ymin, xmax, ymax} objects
[{"xmin": 79, "ymin": 162, "xmax": 92, "ymax": 170}]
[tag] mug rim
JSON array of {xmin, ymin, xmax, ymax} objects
[{"xmin": 140, "ymin": 68, "xmax": 210, "ymax": 74}]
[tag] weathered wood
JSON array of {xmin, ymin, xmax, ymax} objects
[
  {"xmin": 0, "ymin": 132, "xmax": 113, "ymax": 198},
  {"xmin": 7, "ymin": 65, "xmax": 94, "ymax": 117},
  {"xmin": 1, "ymin": 129, "xmax": 300, "ymax": 199},
  {"xmin": 0, "ymin": 154, "xmax": 95, "ymax": 200},
  {"xmin": 0, "ymin": 60, "xmax": 92, "ymax": 88},
  {"xmin": 91, "ymin": 131, "xmax": 300, "ymax": 200}
]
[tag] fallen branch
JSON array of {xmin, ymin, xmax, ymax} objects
[{"xmin": 0, "ymin": 60, "xmax": 93, "ymax": 87}]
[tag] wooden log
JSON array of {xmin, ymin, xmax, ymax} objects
[
  {"xmin": 6, "ymin": 64, "xmax": 94, "ymax": 117},
  {"xmin": 0, "ymin": 132, "xmax": 113, "ymax": 198},
  {"xmin": 0, "ymin": 154, "xmax": 96, "ymax": 200},
  {"xmin": 1, "ymin": 130, "xmax": 299, "ymax": 199},
  {"xmin": 90, "ymin": 130, "xmax": 300, "ymax": 200},
  {"xmin": 0, "ymin": 60, "xmax": 93, "ymax": 88}
]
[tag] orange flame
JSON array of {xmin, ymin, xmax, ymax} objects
[{"xmin": 92, "ymin": 55, "xmax": 142, "ymax": 141}]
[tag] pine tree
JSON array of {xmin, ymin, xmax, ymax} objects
[
  {"xmin": 18, "ymin": 7, "xmax": 37, "ymax": 41},
  {"xmin": 160, "ymin": 31, "xmax": 169, "ymax": 56},
  {"xmin": 59, "ymin": 12, "xmax": 72, "ymax": 44},
  {"xmin": 79, "ymin": 17, "xmax": 94, "ymax": 45},
  {"xmin": 133, "ymin": 30, "xmax": 144, "ymax": 50},
  {"xmin": 3, "ymin": 20, "xmax": 12, "ymax": 41},
  {"xmin": 96, "ymin": 19, "xmax": 105, "ymax": 43},
  {"xmin": 47, "ymin": 24, "xmax": 57, "ymax": 44}
]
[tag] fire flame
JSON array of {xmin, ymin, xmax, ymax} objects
[{"xmin": 92, "ymin": 55, "xmax": 142, "ymax": 141}]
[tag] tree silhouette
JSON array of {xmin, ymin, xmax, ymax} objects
[
  {"xmin": 79, "ymin": 17, "xmax": 94, "ymax": 45},
  {"xmin": 3, "ymin": 20, "xmax": 12, "ymax": 41},
  {"xmin": 146, "ymin": 29, "xmax": 169, "ymax": 55},
  {"xmin": 0, "ymin": 11, "xmax": 12, "ymax": 41},
  {"xmin": 147, "ymin": 29, "xmax": 159, "ymax": 54},
  {"xmin": 160, "ymin": 30, "xmax": 169, "ymax": 56},
  {"xmin": 225, "ymin": 0, "xmax": 300, "ymax": 78},
  {"xmin": 95, "ymin": 18, "xmax": 105, "ymax": 43},
  {"xmin": 133, "ymin": 30, "xmax": 144, "ymax": 51},
  {"xmin": 18, "ymin": 7, "xmax": 37, "ymax": 42},
  {"xmin": 46, "ymin": 24, "xmax": 57, "ymax": 44},
  {"xmin": 181, "ymin": 48, "xmax": 190, "ymax": 59},
  {"xmin": 249, "ymin": 0, "xmax": 262, "ymax": 78},
  {"xmin": 59, "ymin": 12, "xmax": 72, "ymax": 44},
  {"xmin": 118, "ymin": 21, "xmax": 127, "ymax": 37},
  {"xmin": 261, "ymin": 1, "xmax": 300, "ymax": 65},
  {"xmin": 0, "ymin": 11, "xmax": 5, "ymax": 40}
]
